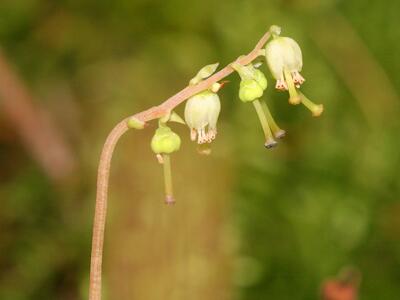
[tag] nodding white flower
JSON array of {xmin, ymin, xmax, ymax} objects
[
  {"xmin": 265, "ymin": 25, "xmax": 323, "ymax": 116},
  {"xmin": 265, "ymin": 36, "xmax": 304, "ymax": 95},
  {"xmin": 184, "ymin": 89, "xmax": 221, "ymax": 144}
]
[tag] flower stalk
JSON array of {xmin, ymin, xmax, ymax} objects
[
  {"xmin": 162, "ymin": 154, "xmax": 174, "ymax": 204},
  {"xmin": 252, "ymin": 99, "xmax": 277, "ymax": 148}
]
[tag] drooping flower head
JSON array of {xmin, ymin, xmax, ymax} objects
[
  {"xmin": 185, "ymin": 89, "xmax": 221, "ymax": 144},
  {"xmin": 265, "ymin": 25, "xmax": 323, "ymax": 116},
  {"xmin": 150, "ymin": 111, "xmax": 184, "ymax": 204},
  {"xmin": 231, "ymin": 62, "xmax": 285, "ymax": 148},
  {"xmin": 184, "ymin": 63, "xmax": 222, "ymax": 144}
]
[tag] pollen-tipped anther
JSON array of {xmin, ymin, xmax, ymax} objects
[
  {"xmin": 292, "ymin": 71, "xmax": 305, "ymax": 85},
  {"xmin": 275, "ymin": 78, "xmax": 288, "ymax": 91},
  {"xmin": 265, "ymin": 140, "xmax": 278, "ymax": 149}
]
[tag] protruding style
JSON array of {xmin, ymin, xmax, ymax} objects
[{"xmin": 231, "ymin": 62, "xmax": 285, "ymax": 148}]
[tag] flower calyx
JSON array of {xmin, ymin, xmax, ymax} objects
[{"xmin": 231, "ymin": 62, "xmax": 268, "ymax": 103}]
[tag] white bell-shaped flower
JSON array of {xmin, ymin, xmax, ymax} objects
[
  {"xmin": 184, "ymin": 90, "xmax": 221, "ymax": 144},
  {"xmin": 265, "ymin": 36, "xmax": 304, "ymax": 91},
  {"xmin": 264, "ymin": 25, "xmax": 323, "ymax": 116}
]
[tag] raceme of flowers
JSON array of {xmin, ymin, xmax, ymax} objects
[{"xmin": 128, "ymin": 25, "xmax": 323, "ymax": 204}]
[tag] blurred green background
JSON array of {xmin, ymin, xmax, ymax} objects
[{"xmin": 1, "ymin": 0, "xmax": 400, "ymax": 299}]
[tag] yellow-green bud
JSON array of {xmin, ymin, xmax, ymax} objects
[
  {"xmin": 254, "ymin": 69, "xmax": 268, "ymax": 90},
  {"xmin": 151, "ymin": 126, "xmax": 181, "ymax": 154},
  {"xmin": 189, "ymin": 63, "xmax": 219, "ymax": 85},
  {"xmin": 239, "ymin": 79, "xmax": 264, "ymax": 102}
]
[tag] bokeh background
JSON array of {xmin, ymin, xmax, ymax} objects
[{"xmin": 1, "ymin": 0, "xmax": 400, "ymax": 299}]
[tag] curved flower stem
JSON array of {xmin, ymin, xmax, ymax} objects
[
  {"xmin": 88, "ymin": 29, "xmax": 272, "ymax": 300},
  {"xmin": 89, "ymin": 119, "xmax": 129, "ymax": 300}
]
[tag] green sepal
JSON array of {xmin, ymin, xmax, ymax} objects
[
  {"xmin": 189, "ymin": 63, "xmax": 219, "ymax": 85},
  {"xmin": 254, "ymin": 69, "xmax": 268, "ymax": 90},
  {"xmin": 169, "ymin": 111, "xmax": 185, "ymax": 124},
  {"xmin": 159, "ymin": 111, "xmax": 185, "ymax": 125}
]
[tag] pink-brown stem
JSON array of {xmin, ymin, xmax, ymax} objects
[{"xmin": 88, "ymin": 30, "xmax": 271, "ymax": 300}]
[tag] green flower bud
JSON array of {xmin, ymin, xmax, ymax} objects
[
  {"xmin": 189, "ymin": 63, "xmax": 219, "ymax": 85},
  {"xmin": 254, "ymin": 69, "xmax": 268, "ymax": 90},
  {"xmin": 232, "ymin": 62, "xmax": 268, "ymax": 102},
  {"xmin": 239, "ymin": 79, "xmax": 264, "ymax": 102},
  {"xmin": 151, "ymin": 126, "xmax": 181, "ymax": 154}
]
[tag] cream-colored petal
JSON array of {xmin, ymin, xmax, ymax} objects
[
  {"xmin": 265, "ymin": 39, "xmax": 285, "ymax": 80},
  {"xmin": 281, "ymin": 37, "xmax": 303, "ymax": 72}
]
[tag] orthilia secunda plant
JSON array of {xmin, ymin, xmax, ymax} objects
[{"xmin": 88, "ymin": 25, "xmax": 324, "ymax": 300}]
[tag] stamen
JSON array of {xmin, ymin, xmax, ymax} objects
[
  {"xmin": 252, "ymin": 99, "xmax": 277, "ymax": 149},
  {"xmin": 162, "ymin": 154, "xmax": 175, "ymax": 205},
  {"xmin": 283, "ymin": 69, "xmax": 301, "ymax": 105},
  {"xmin": 208, "ymin": 128, "xmax": 217, "ymax": 141},
  {"xmin": 206, "ymin": 131, "xmax": 213, "ymax": 143},
  {"xmin": 190, "ymin": 129, "xmax": 197, "ymax": 141},
  {"xmin": 261, "ymin": 100, "xmax": 286, "ymax": 139},
  {"xmin": 197, "ymin": 128, "xmax": 203, "ymax": 144},
  {"xmin": 275, "ymin": 78, "xmax": 288, "ymax": 91},
  {"xmin": 200, "ymin": 128, "xmax": 206, "ymax": 144},
  {"xmin": 292, "ymin": 71, "xmax": 305, "ymax": 85},
  {"xmin": 299, "ymin": 92, "xmax": 324, "ymax": 117}
]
